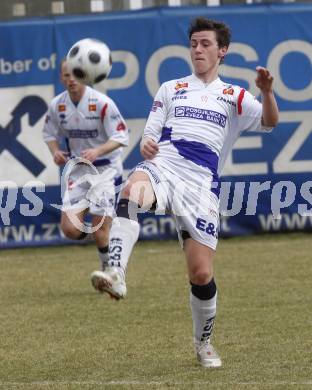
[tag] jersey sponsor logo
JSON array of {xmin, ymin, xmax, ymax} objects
[
  {"xmin": 175, "ymin": 106, "xmax": 227, "ymax": 128},
  {"xmin": 58, "ymin": 104, "xmax": 66, "ymax": 112},
  {"xmin": 217, "ymin": 96, "xmax": 236, "ymax": 107},
  {"xmin": 175, "ymin": 82, "xmax": 188, "ymax": 90},
  {"xmin": 201, "ymin": 95, "xmax": 208, "ymax": 103},
  {"xmin": 110, "ymin": 113, "xmax": 121, "ymax": 121},
  {"xmin": 59, "ymin": 113, "xmax": 67, "ymax": 124},
  {"xmin": 172, "ymin": 89, "xmax": 187, "ymax": 101},
  {"xmin": 88, "ymin": 104, "xmax": 97, "ymax": 111},
  {"xmin": 67, "ymin": 129, "xmax": 99, "ymax": 138},
  {"xmin": 136, "ymin": 162, "xmax": 160, "ymax": 184},
  {"xmin": 151, "ymin": 100, "xmax": 163, "ymax": 112},
  {"xmin": 223, "ymin": 87, "xmax": 234, "ymax": 95},
  {"xmin": 116, "ymin": 121, "xmax": 126, "ymax": 131},
  {"xmin": 196, "ymin": 218, "xmax": 218, "ymax": 238},
  {"xmin": 85, "ymin": 116, "xmax": 100, "ymax": 120}
]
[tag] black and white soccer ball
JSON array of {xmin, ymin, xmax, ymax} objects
[{"xmin": 66, "ymin": 38, "xmax": 112, "ymax": 85}]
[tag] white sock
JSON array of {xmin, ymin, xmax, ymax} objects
[
  {"xmin": 108, "ymin": 217, "xmax": 140, "ymax": 279},
  {"xmin": 190, "ymin": 291, "xmax": 217, "ymax": 344}
]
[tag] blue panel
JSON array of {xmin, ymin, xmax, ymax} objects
[{"xmin": 1, "ymin": 4, "xmax": 312, "ymax": 248}]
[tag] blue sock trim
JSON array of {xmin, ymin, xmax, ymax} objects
[
  {"xmin": 116, "ymin": 199, "xmax": 139, "ymax": 220},
  {"xmin": 98, "ymin": 246, "xmax": 108, "ymax": 254},
  {"xmin": 191, "ymin": 278, "xmax": 217, "ymax": 300}
]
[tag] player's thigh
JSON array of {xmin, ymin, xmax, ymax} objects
[
  {"xmin": 122, "ymin": 171, "xmax": 156, "ymax": 209},
  {"xmin": 61, "ymin": 208, "xmax": 87, "ymax": 235},
  {"xmin": 92, "ymin": 215, "xmax": 112, "ymax": 235},
  {"xmin": 184, "ymin": 238, "xmax": 215, "ymax": 285}
]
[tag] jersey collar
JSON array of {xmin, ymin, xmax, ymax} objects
[{"xmin": 191, "ymin": 73, "xmax": 221, "ymax": 89}]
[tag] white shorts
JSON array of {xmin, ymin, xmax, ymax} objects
[
  {"xmin": 61, "ymin": 161, "xmax": 120, "ymax": 217},
  {"xmin": 135, "ymin": 160, "xmax": 220, "ymax": 250}
]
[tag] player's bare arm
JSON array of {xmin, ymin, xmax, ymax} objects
[
  {"xmin": 47, "ymin": 140, "xmax": 69, "ymax": 166},
  {"xmin": 81, "ymin": 140, "xmax": 123, "ymax": 163},
  {"xmin": 140, "ymin": 137, "xmax": 159, "ymax": 160},
  {"xmin": 256, "ymin": 66, "xmax": 279, "ymax": 127}
]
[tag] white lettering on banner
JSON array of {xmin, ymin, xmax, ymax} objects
[
  {"xmin": 20, "ymin": 181, "xmax": 45, "ymax": 216},
  {"xmin": 220, "ymin": 215, "xmax": 231, "ymax": 232},
  {"xmin": 0, "ymin": 85, "xmax": 59, "ymax": 187},
  {"xmin": 0, "ymin": 54, "xmax": 57, "ymax": 74},
  {"xmin": 273, "ymin": 111, "xmax": 312, "ymax": 173},
  {"xmin": 145, "ymin": 45, "xmax": 192, "ymax": 98},
  {"xmin": 124, "ymin": 112, "xmax": 311, "ymax": 178},
  {"xmin": 221, "ymin": 111, "xmax": 312, "ymax": 176},
  {"xmin": 298, "ymin": 181, "xmax": 312, "ymax": 216},
  {"xmin": 42, "ymin": 223, "xmax": 66, "ymax": 240},
  {"xmin": 222, "ymin": 136, "xmax": 268, "ymax": 176},
  {"xmin": 271, "ymin": 181, "xmax": 297, "ymax": 219},
  {"xmin": 0, "ymin": 181, "xmax": 46, "ymax": 225},
  {"xmin": 0, "ymin": 223, "xmax": 63, "ymax": 243},
  {"xmin": 220, "ymin": 180, "xmax": 311, "ymax": 218},
  {"xmin": 141, "ymin": 217, "xmax": 176, "ymax": 237},
  {"xmin": 0, "ymin": 181, "xmax": 18, "ymax": 225},
  {"xmin": 220, "ymin": 43, "xmax": 259, "ymax": 97},
  {"xmin": 267, "ymin": 40, "xmax": 312, "ymax": 102},
  {"xmin": 258, "ymin": 213, "xmax": 312, "ymax": 231},
  {"xmin": 245, "ymin": 181, "xmax": 271, "ymax": 215},
  {"xmin": 103, "ymin": 40, "xmax": 311, "ymax": 101},
  {"xmin": 37, "ymin": 53, "xmax": 57, "ymax": 71},
  {"xmin": 0, "ymin": 58, "xmax": 33, "ymax": 74},
  {"xmin": 1, "ymin": 41, "xmax": 310, "ymax": 102},
  {"xmin": 96, "ymin": 51, "xmax": 139, "ymax": 92},
  {"xmin": 219, "ymin": 182, "xmax": 245, "ymax": 217}
]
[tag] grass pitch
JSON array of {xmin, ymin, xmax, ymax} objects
[{"xmin": 0, "ymin": 234, "xmax": 311, "ymax": 389}]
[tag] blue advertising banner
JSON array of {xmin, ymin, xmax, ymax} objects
[{"xmin": 0, "ymin": 4, "xmax": 312, "ymax": 248}]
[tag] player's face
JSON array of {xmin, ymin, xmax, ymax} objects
[
  {"xmin": 190, "ymin": 30, "xmax": 227, "ymax": 78},
  {"xmin": 61, "ymin": 62, "xmax": 84, "ymax": 94}
]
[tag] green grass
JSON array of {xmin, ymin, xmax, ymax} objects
[{"xmin": 0, "ymin": 234, "xmax": 311, "ymax": 389}]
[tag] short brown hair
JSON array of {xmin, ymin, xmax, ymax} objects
[
  {"xmin": 188, "ymin": 17, "xmax": 231, "ymax": 49},
  {"xmin": 59, "ymin": 57, "xmax": 67, "ymax": 73}
]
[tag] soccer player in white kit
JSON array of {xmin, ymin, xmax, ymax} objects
[
  {"xmin": 92, "ymin": 18, "xmax": 279, "ymax": 367},
  {"xmin": 43, "ymin": 59, "xmax": 129, "ymax": 282}
]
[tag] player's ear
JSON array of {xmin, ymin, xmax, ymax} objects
[{"xmin": 218, "ymin": 46, "xmax": 228, "ymax": 60}]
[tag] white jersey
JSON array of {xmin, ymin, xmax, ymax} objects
[
  {"xmin": 43, "ymin": 86, "xmax": 129, "ymax": 176},
  {"xmin": 144, "ymin": 74, "xmax": 272, "ymax": 187}
]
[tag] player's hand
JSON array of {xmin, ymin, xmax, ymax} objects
[
  {"xmin": 255, "ymin": 66, "xmax": 274, "ymax": 93},
  {"xmin": 140, "ymin": 137, "xmax": 159, "ymax": 160},
  {"xmin": 53, "ymin": 150, "xmax": 69, "ymax": 166},
  {"xmin": 81, "ymin": 148, "xmax": 99, "ymax": 163}
]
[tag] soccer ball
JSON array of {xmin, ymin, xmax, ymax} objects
[{"xmin": 66, "ymin": 38, "xmax": 112, "ymax": 85}]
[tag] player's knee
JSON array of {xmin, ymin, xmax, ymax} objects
[
  {"xmin": 190, "ymin": 269, "xmax": 213, "ymax": 285},
  {"xmin": 120, "ymin": 182, "xmax": 132, "ymax": 200},
  {"xmin": 122, "ymin": 180, "xmax": 153, "ymax": 207},
  {"xmin": 61, "ymin": 223, "xmax": 84, "ymax": 240},
  {"xmin": 93, "ymin": 224, "xmax": 110, "ymax": 241}
]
